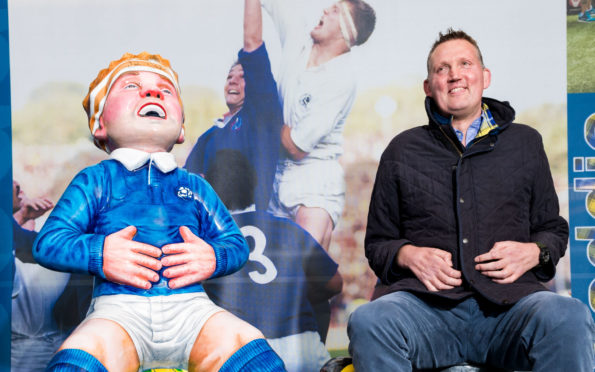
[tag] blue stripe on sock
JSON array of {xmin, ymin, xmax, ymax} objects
[
  {"xmin": 46, "ymin": 349, "xmax": 108, "ymax": 372},
  {"xmin": 219, "ymin": 338, "xmax": 286, "ymax": 372}
]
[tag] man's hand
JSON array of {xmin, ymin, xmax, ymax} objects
[
  {"xmin": 103, "ymin": 226, "xmax": 162, "ymax": 289},
  {"xmin": 161, "ymin": 226, "xmax": 217, "ymax": 289},
  {"xmin": 13, "ymin": 196, "xmax": 54, "ymax": 227},
  {"xmin": 398, "ymin": 244, "xmax": 462, "ymax": 292},
  {"xmin": 21, "ymin": 196, "xmax": 54, "ymax": 219},
  {"xmin": 474, "ymin": 241, "xmax": 540, "ymax": 284}
]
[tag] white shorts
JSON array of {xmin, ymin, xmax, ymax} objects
[
  {"xmin": 268, "ymin": 159, "xmax": 345, "ymax": 226},
  {"xmin": 85, "ymin": 292, "xmax": 224, "ymax": 371},
  {"xmin": 267, "ymin": 331, "xmax": 331, "ymax": 372}
]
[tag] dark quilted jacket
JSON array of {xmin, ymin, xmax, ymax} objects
[{"xmin": 366, "ymin": 97, "xmax": 568, "ymax": 306}]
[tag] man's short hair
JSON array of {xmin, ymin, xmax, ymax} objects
[
  {"xmin": 345, "ymin": 0, "xmax": 376, "ymax": 46},
  {"xmin": 205, "ymin": 149, "xmax": 257, "ymax": 211},
  {"xmin": 426, "ymin": 28, "xmax": 484, "ymax": 74}
]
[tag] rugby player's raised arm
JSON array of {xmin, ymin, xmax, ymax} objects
[{"xmin": 244, "ymin": 0, "xmax": 263, "ymax": 52}]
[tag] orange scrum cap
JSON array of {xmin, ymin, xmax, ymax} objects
[{"xmin": 82, "ymin": 52, "xmax": 185, "ymax": 149}]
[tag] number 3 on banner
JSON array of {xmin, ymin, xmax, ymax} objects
[{"xmin": 241, "ymin": 225, "xmax": 278, "ymax": 284}]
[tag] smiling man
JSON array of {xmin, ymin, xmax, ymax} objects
[
  {"xmin": 33, "ymin": 52, "xmax": 286, "ymax": 372},
  {"xmin": 347, "ymin": 28, "xmax": 595, "ymax": 371}
]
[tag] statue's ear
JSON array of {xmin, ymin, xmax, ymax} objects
[
  {"xmin": 94, "ymin": 117, "xmax": 108, "ymax": 142},
  {"xmin": 176, "ymin": 126, "xmax": 185, "ymax": 144}
]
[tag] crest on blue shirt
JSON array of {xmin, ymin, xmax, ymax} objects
[
  {"xmin": 177, "ymin": 186, "xmax": 193, "ymax": 200},
  {"xmin": 231, "ymin": 116, "xmax": 242, "ymax": 131},
  {"xmin": 299, "ymin": 93, "xmax": 312, "ymax": 108}
]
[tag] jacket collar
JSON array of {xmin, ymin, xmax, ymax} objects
[
  {"xmin": 425, "ymin": 96, "xmax": 515, "ymax": 133},
  {"xmin": 424, "ymin": 97, "xmax": 515, "ymax": 154}
]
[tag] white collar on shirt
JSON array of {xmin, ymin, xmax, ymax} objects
[
  {"xmin": 110, "ymin": 148, "xmax": 177, "ymax": 173},
  {"xmin": 214, "ymin": 111, "xmax": 241, "ymax": 129}
]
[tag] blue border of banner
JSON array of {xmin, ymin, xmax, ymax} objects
[
  {"xmin": 0, "ymin": 0, "xmax": 12, "ymax": 367},
  {"xmin": 568, "ymin": 92, "xmax": 595, "ymax": 316}
]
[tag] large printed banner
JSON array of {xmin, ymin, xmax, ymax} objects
[{"xmin": 1, "ymin": 0, "xmax": 581, "ymax": 369}]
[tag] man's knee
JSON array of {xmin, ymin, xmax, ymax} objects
[
  {"xmin": 348, "ymin": 302, "xmax": 376, "ymax": 336},
  {"xmin": 348, "ymin": 295, "xmax": 425, "ymax": 370},
  {"xmin": 523, "ymin": 292, "xmax": 594, "ymax": 339},
  {"xmin": 550, "ymin": 296, "xmax": 594, "ymax": 339},
  {"xmin": 348, "ymin": 298, "xmax": 408, "ymax": 341}
]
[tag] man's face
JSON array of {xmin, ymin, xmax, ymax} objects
[
  {"xmin": 424, "ymin": 39, "xmax": 491, "ymax": 121},
  {"xmin": 224, "ymin": 64, "xmax": 245, "ymax": 114},
  {"xmin": 310, "ymin": 1, "xmax": 348, "ymax": 45},
  {"xmin": 96, "ymin": 71, "xmax": 184, "ymax": 152},
  {"xmin": 12, "ymin": 180, "xmax": 23, "ymax": 213}
]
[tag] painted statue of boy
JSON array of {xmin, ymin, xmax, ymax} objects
[{"xmin": 33, "ymin": 52, "xmax": 285, "ymax": 372}]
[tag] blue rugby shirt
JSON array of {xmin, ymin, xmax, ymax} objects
[{"xmin": 33, "ymin": 157, "xmax": 248, "ymax": 298}]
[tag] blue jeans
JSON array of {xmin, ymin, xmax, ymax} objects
[{"xmin": 347, "ymin": 291, "xmax": 595, "ymax": 372}]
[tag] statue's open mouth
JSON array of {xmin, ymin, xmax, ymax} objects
[{"xmin": 138, "ymin": 103, "xmax": 166, "ymax": 119}]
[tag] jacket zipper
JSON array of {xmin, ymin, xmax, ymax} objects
[
  {"xmin": 437, "ymin": 124, "xmax": 490, "ymax": 280},
  {"xmin": 437, "ymin": 125, "xmax": 462, "ymax": 157},
  {"xmin": 437, "ymin": 124, "xmax": 490, "ymax": 157}
]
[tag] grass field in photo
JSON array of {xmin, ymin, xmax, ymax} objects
[{"xmin": 568, "ymin": 15, "xmax": 595, "ymax": 93}]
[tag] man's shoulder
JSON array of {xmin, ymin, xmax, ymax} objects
[
  {"xmin": 309, "ymin": 53, "xmax": 356, "ymax": 91},
  {"xmin": 504, "ymin": 122, "xmax": 544, "ymax": 144},
  {"xmin": 383, "ymin": 125, "xmax": 431, "ymax": 153},
  {"xmin": 398, "ymin": 125, "xmax": 430, "ymax": 138},
  {"xmin": 238, "ymin": 43, "xmax": 276, "ymax": 85},
  {"xmin": 238, "ymin": 42, "xmax": 270, "ymax": 63},
  {"xmin": 196, "ymin": 124, "xmax": 223, "ymax": 143},
  {"xmin": 184, "ymin": 125, "xmax": 222, "ymax": 172},
  {"xmin": 507, "ymin": 122, "xmax": 542, "ymax": 135},
  {"xmin": 325, "ymin": 59, "xmax": 356, "ymax": 89}
]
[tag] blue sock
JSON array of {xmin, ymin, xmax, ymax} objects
[
  {"xmin": 46, "ymin": 349, "xmax": 108, "ymax": 372},
  {"xmin": 219, "ymin": 338, "xmax": 286, "ymax": 372}
]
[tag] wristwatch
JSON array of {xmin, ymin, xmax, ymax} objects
[{"xmin": 535, "ymin": 242, "xmax": 550, "ymax": 268}]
